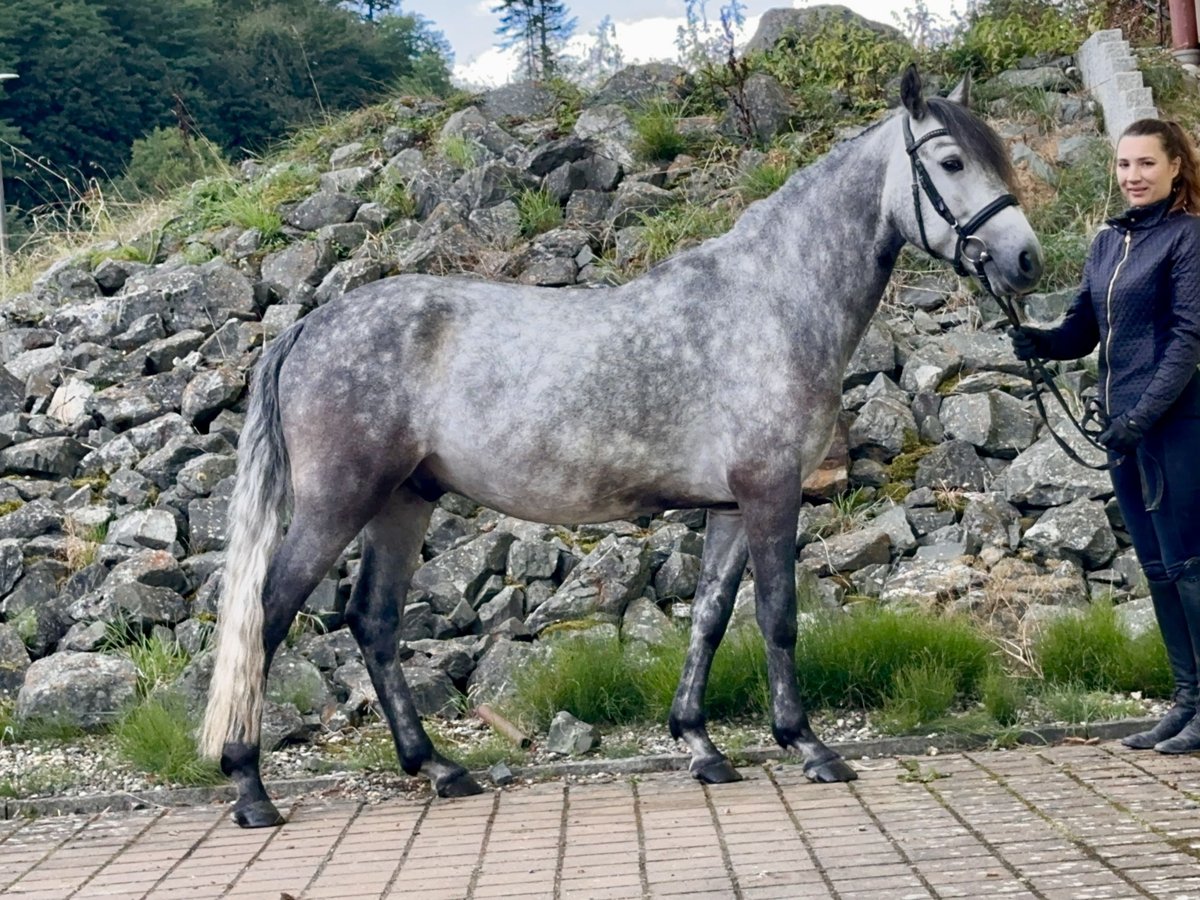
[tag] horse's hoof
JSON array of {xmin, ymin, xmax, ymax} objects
[
  {"xmin": 232, "ymin": 800, "xmax": 285, "ymax": 828},
  {"xmin": 804, "ymin": 756, "xmax": 858, "ymax": 783},
  {"xmin": 436, "ymin": 770, "xmax": 486, "ymax": 798},
  {"xmin": 691, "ymin": 757, "xmax": 744, "ymax": 784}
]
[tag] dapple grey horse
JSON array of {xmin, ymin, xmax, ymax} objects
[{"xmin": 201, "ymin": 66, "xmax": 1042, "ymax": 827}]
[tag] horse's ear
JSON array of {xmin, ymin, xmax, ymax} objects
[
  {"xmin": 901, "ymin": 63, "xmax": 926, "ymax": 120},
  {"xmin": 947, "ymin": 73, "xmax": 971, "ymax": 109}
]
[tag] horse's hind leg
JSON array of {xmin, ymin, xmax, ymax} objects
[
  {"xmin": 670, "ymin": 509, "xmax": 750, "ymax": 784},
  {"xmin": 345, "ymin": 485, "xmax": 484, "ymax": 798},
  {"xmin": 736, "ymin": 475, "xmax": 857, "ymax": 783},
  {"xmin": 222, "ymin": 502, "xmax": 371, "ymax": 827}
]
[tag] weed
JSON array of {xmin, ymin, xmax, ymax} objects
[
  {"xmin": 429, "ymin": 726, "xmax": 527, "ymax": 770},
  {"xmin": 632, "ymin": 102, "xmax": 692, "ymax": 162},
  {"xmin": 516, "ymin": 188, "xmax": 563, "ymax": 238},
  {"xmin": 370, "ymin": 178, "xmax": 419, "ymax": 219},
  {"xmin": 0, "ymin": 500, "xmax": 24, "ymax": 517},
  {"xmin": 123, "ymin": 633, "xmax": 191, "ymax": 699},
  {"xmin": 897, "ymin": 758, "xmax": 951, "ymax": 783},
  {"xmin": 811, "ymin": 488, "xmax": 885, "ymax": 538},
  {"xmin": 0, "ymin": 764, "xmax": 84, "ymax": 798},
  {"xmin": 886, "ymin": 444, "xmax": 934, "ymax": 483},
  {"xmin": 113, "ymin": 696, "xmax": 223, "ymax": 786},
  {"xmin": 880, "ymin": 657, "xmax": 959, "ymax": 733}
]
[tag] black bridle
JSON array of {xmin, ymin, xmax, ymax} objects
[{"xmin": 904, "ymin": 115, "xmax": 1116, "ymax": 471}]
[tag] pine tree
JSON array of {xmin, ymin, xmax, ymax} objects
[{"xmin": 493, "ymin": 0, "xmax": 576, "ymax": 81}]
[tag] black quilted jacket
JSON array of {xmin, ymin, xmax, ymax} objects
[{"xmin": 1037, "ymin": 195, "xmax": 1200, "ymax": 431}]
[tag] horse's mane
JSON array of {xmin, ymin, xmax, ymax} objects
[{"xmin": 926, "ymin": 96, "xmax": 1019, "ymax": 194}]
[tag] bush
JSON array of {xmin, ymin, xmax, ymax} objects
[
  {"xmin": 942, "ymin": 0, "xmax": 1086, "ymax": 79},
  {"xmin": 119, "ymin": 127, "xmax": 228, "ymax": 199},
  {"xmin": 1035, "ymin": 602, "xmax": 1171, "ymax": 696}
]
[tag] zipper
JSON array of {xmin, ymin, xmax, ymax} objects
[{"xmin": 1103, "ymin": 231, "xmax": 1132, "ymax": 415}]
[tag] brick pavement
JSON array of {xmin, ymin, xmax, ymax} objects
[{"xmin": 3, "ymin": 742, "xmax": 1200, "ymax": 899}]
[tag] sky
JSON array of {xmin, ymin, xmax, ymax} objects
[{"xmin": 400, "ymin": 0, "xmax": 967, "ymax": 87}]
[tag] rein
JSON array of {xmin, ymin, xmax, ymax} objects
[{"xmin": 903, "ymin": 116, "xmax": 1116, "ymax": 472}]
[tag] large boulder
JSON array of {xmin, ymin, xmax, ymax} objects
[
  {"xmin": 16, "ymin": 652, "xmax": 138, "ymax": 729},
  {"xmin": 745, "ymin": 6, "xmax": 904, "ymax": 53}
]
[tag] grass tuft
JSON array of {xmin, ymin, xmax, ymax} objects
[
  {"xmin": 632, "ymin": 102, "xmax": 692, "ymax": 162},
  {"xmin": 1034, "ymin": 601, "xmax": 1171, "ymax": 697},
  {"xmin": 636, "ymin": 203, "xmax": 733, "ymax": 268},
  {"xmin": 880, "ymin": 657, "xmax": 959, "ymax": 733},
  {"xmin": 113, "ymin": 696, "xmax": 223, "ymax": 786},
  {"xmin": 981, "ymin": 669, "xmax": 1026, "ymax": 727},
  {"xmin": 516, "ymin": 188, "xmax": 563, "ymax": 238}
]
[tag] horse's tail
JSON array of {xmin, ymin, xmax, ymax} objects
[{"xmin": 199, "ymin": 321, "xmax": 305, "ymax": 760}]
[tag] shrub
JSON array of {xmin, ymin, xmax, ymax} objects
[
  {"xmin": 942, "ymin": 0, "xmax": 1086, "ymax": 79},
  {"xmin": 120, "ymin": 127, "xmax": 229, "ymax": 199}
]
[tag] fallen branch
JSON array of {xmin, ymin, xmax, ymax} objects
[{"xmin": 475, "ymin": 704, "xmax": 531, "ymax": 748}]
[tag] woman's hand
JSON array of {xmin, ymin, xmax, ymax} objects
[
  {"xmin": 1098, "ymin": 416, "xmax": 1145, "ymax": 454},
  {"xmin": 1008, "ymin": 325, "xmax": 1048, "ymax": 361}
]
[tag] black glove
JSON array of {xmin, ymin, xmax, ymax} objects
[
  {"xmin": 1098, "ymin": 415, "xmax": 1144, "ymax": 455},
  {"xmin": 1008, "ymin": 325, "xmax": 1049, "ymax": 361}
]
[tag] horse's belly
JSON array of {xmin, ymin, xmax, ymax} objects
[{"xmin": 423, "ymin": 451, "xmax": 735, "ymax": 526}]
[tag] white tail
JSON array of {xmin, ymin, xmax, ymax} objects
[{"xmin": 198, "ymin": 325, "xmax": 302, "ymax": 760}]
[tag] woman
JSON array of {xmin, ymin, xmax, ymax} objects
[{"xmin": 1011, "ymin": 118, "xmax": 1200, "ymax": 753}]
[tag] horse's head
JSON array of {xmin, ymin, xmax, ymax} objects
[{"xmin": 888, "ymin": 65, "xmax": 1042, "ymax": 296}]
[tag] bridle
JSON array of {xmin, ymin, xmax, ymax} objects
[{"xmin": 904, "ymin": 114, "xmax": 1116, "ymax": 471}]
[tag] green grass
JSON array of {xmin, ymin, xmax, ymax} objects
[
  {"xmin": 1034, "ymin": 601, "xmax": 1171, "ymax": 696},
  {"xmin": 981, "ymin": 669, "xmax": 1026, "ymax": 727},
  {"xmin": 1040, "ymin": 684, "xmax": 1145, "ymax": 726},
  {"xmin": 516, "ymin": 188, "xmax": 563, "ymax": 238},
  {"xmin": 632, "ymin": 102, "xmax": 692, "ymax": 162},
  {"xmin": 113, "ymin": 696, "xmax": 223, "ymax": 786},
  {"xmin": 636, "ymin": 203, "xmax": 733, "ymax": 268},
  {"xmin": 880, "ymin": 657, "xmax": 959, "ymax": 733},
  {"xmin": 739, "ymin": 160, "xmax": 794, "ymax": 202},
  {"xmin": 370, "ymin": 178, "xmax": 418, "ymax": 219},
  {"xmin": 175, "ymin": 163, "xmax": 319, "ymax": 245},
  {"xmin": 439, "ymin": 135, "xmax": 481, "ymax": 170}
]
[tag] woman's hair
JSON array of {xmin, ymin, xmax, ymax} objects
[{"xmin": 1121, "ymin": 118, "xmax": 1200, "ymax": 213}]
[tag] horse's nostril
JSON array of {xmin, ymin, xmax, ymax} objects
[{"xmin": 1019, "ymin": 249, "xmax": 1040, "ymax": 277}]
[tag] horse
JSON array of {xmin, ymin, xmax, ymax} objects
[{"xmin": 200, "ymin": 65, "xmax": 1042, "ymax": 828}]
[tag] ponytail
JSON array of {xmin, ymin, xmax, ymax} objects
[{"xmin": 1121, "ymin": 118, "xmax": 1200, "ymax": 213}]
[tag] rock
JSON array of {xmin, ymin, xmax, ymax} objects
[
  {"xmin": 106, "ymin": 508, "xmax": 178, "ymax": 551},
  {"xmin": 267, "ymin": 651, "xmax": 332, "ymax": 716},
  {"xmin": 961, "ymin": 492, "xmax": 1022, "ymax": 550},
  {"xmin": 871, "ymin": 505, "xmax": 917, "ymax": 555},
  {"xmin": 404, "ymin": 664, "xmax": 461, "ymax": 718},
  {"xmin": 994, "ymin": 65, "xmax": 1075, "ymax": 92},
  {"xmin": 467, "ymin": 638, "xmax": 545, "ymax": 705},
  {"xmin": 745, "ymin": 6, "xmax": 903, "ymax": 53},
  {"xmin": 1022, "ymin": 497, "xmax": 1117, "ymax": 569},
  {"xmin": 315, "ymin": 259, "xmax": 383, "ymax": 306},
  {"xmin": 507, "ymin": 538, "xmax": 560, "ymax": 582},
  {"xmin": 0, "ymin": 538, "xmax": 22, "ymax": 594},
  {"xmin": 410, "ymin": 532, "xmax": 516, "ymax": 614},
  {"xmin": 479, "ymin": 82, "xmax": 561, "ymax": 120},
  {"xmin": 477, "ymin": 586, "xmax": 525, "ymax": 633},
  {"xmin": 607, "ymin": 181, "xmax": 677, "ymax": 228},
  {"xmin": 799, "ymin": 527, "xmax": 891, "ymax": 575},
  {"xmin": 621, "ymin": 596, "xmax": 674, "ymax": 646},
  {"xmin": 1115, "ymin": 597, "xmax": 1156, "ymax": 638},
  {"xmin": 0, "ymin": 623, "xmax": 31, "ymax": 697},
  {"xmin": 999, "ymin": 432, "xmax": 1110, "ymax": 507},
  {"xmin": 913, "ymin": 440, "xmax": 987, "ymax": 492},
  {"xmin": 0, "ymin": 437, "xmax": 87, "ymax": 478},
  {"xmin": 526, "ymin": 536, "xmax": 650, "ymax": 633},
  {"xmin": 590, "ymin": 63, "xmax": 692, "ymax": 109},
  {"xmin": 653, "ymin": 551, "xmax": 701, "ymax": 600},
  {"xmin": 181, "ymin": 367, "xmax": 243, "ymax": 425},
  {"xmin": 187, "ymin": 497, "xmax": 229, "ymax": 553},
  {"xmin": 727, "ymin": 73, "xmax": 792, "ymax": 142},
  {"xmin": 546, "ymin": 710, "xmax": 600, "ymax": 756},
  {"xmin": 261, "ymin": 700, "xmax": 310, "ymax": 751},
  {"xmin": 122, "ymin": 259, "xmax": 258, "ymax": 334},
  {"xmin": 16, "ymin": 652, "xmax": 138, "ymax": 729},
  {"xmin": 106, "ymin": 549, "xmax": 189, "ymax": 593},
  {"xmin": 260, "ymin": 239, "xmax": 339, "ymax": 304},
  {"xmin": 110, "ymin": 582, "xmax": 189, "ymax": 628},
  {"xmin": 844, "ymin": 320, "xmax": 897, "ymax": 388},
  {"xmin": 880, "ymin": 559, "xmax": 984, "ymax": 605},
  {"xmin": 0, "ymin": 499, "xmax": 63, "ymax": 541},
  {"xmin": 489, "ymin": 762, "xmax": 515, "ymax": 785},
  {"xmin": 849, "ymin": 396, "xmax": 917, "ymax": 461},
  {"xmin": 900, "ymin": 344, "xmax": 960, "ymax": 393},
  {"xmin": 940, "ymin": 391, "xmax": 1038, "ymax": 458}
]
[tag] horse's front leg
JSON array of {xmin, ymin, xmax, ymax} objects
[
  {"xmin": 669, "ymin": 508, "xmax": 749, "ymax": 784},
  {"xmin": 736, "ymin": 471, "xmax": 857, "ymax": 783}
]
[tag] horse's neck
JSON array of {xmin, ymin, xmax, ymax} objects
[{"xmin": 734, "ymin": 122, "xmax": 902, "ymax": 350}]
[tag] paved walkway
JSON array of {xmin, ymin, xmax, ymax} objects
[{"xmin": 3, "ymin": 741, "xmax": 1200, "ymax": 899}]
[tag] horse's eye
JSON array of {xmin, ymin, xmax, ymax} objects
[{"xmin": 940, "ymin": 158, "xmax": 964, "ymax": 173}]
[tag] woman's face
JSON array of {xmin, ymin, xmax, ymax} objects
[{"xmin": 1116, "ymin": 134, "xmax": 1181, "ymax": 206}]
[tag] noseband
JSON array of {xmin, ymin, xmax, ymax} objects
[{"xmin": 903, "ymin": 115, "xmax": 1018, "ymax": 280}]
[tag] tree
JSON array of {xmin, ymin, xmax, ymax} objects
[
  {"xmin": 333, "ymin": 0, "xmax": 401, "ymax": 22},
  {"xmin": 493, "ymin": 0, "xmax": 577, "ymax": 81},
  {"xmin": 568, "ymin": 15, "xmax": 623, "ymax": 87},
  {"xmin": 675, "ymin": 0, "xmax": 747, "ymax": 66}
]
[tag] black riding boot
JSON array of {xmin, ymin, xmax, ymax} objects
[
  {"xmin": 1155, "ymin": 566, "xmax": 1200, "ymax": 754},
  {"xmin": 1123, "ymin": 579, "xmax": 1198, "ymax": 749}
]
